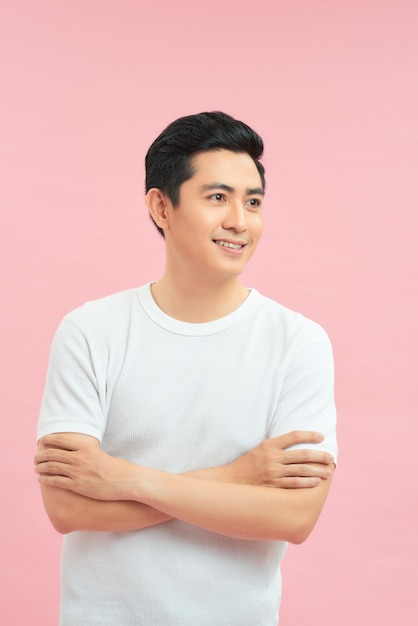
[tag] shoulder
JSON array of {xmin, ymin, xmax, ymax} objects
[
  {"xmin": 51, "ymin": 286, "xmax": 148, "ymax": 354},
  {"xmin": 252, "ymin": 291, "xmax": 331, "ymax": 349},
  {"xmin": 66, "ymin": 286, "xmax": 140, "ymax": 319},
  {"xmin": 62, "ymin": 286, "xmax": 143, "ymax": 332}
]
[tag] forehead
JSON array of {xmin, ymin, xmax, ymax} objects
[{"xmin": 188, "ymin": 150, "xmax": 262, "ymax": 189}]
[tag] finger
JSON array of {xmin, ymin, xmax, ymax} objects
[
  {"xmin": 37, "ymin": 473, "xmax": 74, "ymax": 489},
  {"xmin": 35, "ymin": 448, "xmax": 75, "ymax": 466},
  {"xmin": 281, "ymin": 449, "xmax": 335, "ymax": 465},
  {"xmin": 273, "ymin": 476, "xmax": 322, "ymax": 489},
  {"xmin": 269, "ymin": 431, "xmax": 325, "ymax": 450},
  {"xmin": 280, "ymin": 463, "xmax": 333, "ymax": 479},
  {"xmin": 39, "ymin": 434, "xmax": 78, "ymax": 451},
  {"xmin": 35, "ymin": 460, "xmax": 74, "ymax": 477}
]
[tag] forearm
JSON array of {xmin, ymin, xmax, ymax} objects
[
  {"xmin": 36, "ymin": 432, "xmax": 334, "ymax": 536},
  {"xmin": 41, "ymin": 465, "xmax": 230, "ymax": 534},
  {"xmin": 126, "ymin": 465, "xmax": 334, "ymax": 543},
  {"xmin": 40, "ymin": 485, "xmax": 170, "ymax": 533}
]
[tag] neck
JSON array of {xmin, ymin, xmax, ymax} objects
[{"xmin": 151, "ymin": 271, "xmax": 249, "ymax": 323}]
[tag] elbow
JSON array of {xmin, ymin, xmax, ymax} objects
[
  {"xmin": 286, "ymin": 524, "xmax": 313, "ymax": 545},
  {"xmin": 282, "ymin": 514, "xmax": 318, "ymax": 545},
  {"xmin": 40, "ymin": 487, "xmax": 77, "ymax": 534},
  {"xmin": 46, "ymin": 510, "xmax": 75, "ymax": 535},
  {"xmin": 259, "ymin": 516, "xmax": 315, "ymax": 544},
  {"xmin": 280, "ymin": 483, "xmax": 332, "ymax": 544},
  {"xmin": 54, "ymin": 520, "xmax": 74, "ymax": 535}
]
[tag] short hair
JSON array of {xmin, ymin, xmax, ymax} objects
[{"xmin": 145, "ymin": 111, "xmax": 265, "ymax": 237}]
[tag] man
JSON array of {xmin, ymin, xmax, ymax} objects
[{"xmin": 36, "ymin": 111, "xmax": 337, "ymax": 626}]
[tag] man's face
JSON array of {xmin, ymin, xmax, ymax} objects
[{"xmin": 164, "ymin": 149, "xmax": 264, "ymax": 281}]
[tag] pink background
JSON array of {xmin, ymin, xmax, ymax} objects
[{"xmin": 1, "ymin": 1, "xmax": 417, "ymax": 624}]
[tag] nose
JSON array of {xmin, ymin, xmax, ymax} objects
[{"xmin": 222, "ymin": 201, "xmax": 247, "ymax": 233}]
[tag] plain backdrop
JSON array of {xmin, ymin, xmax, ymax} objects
[{"xmin": 1, "ymin": 1, "xmax": 417, "ymax": 624}]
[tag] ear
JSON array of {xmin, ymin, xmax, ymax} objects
[{"xmin": 146, "ymin": 188, "xmax": 171, "ymax": 233}]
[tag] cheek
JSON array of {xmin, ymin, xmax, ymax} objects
[{"xmin": 252, "ymin": 215, "xmax": 264, "ymax": 242}]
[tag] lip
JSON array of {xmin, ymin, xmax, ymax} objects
[
  {"xmin": 212, "ymin": 238, "xmax": 248, "ymax": 246},
  {"xmin": 213, "ymin": 238, "xmax": 248, "ymax": 255}
]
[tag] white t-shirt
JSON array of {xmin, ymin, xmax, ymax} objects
[{"xmin": 38, "ymin": 284, "xmax": 338, "ymax": 626}]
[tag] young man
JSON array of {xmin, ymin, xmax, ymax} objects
[{"xmin": 36, "ymin": 111, "xmax": 337, "ymax": 626}]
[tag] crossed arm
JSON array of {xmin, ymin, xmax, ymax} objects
[{"xmin": 35, "ymin": 431, "xmax": 334, "ymax": 543}]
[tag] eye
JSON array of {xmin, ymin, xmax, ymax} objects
[
  {"xmin": 210, "ymin": 193, "xmax": 226, "ymax": 202},
  {"xmin": 247, "ymin": 198, "xmax": 262, "ymax": 210}
]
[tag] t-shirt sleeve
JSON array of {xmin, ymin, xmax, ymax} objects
[
  {"xmin": 269, "ymin": 323, "xmax": 338, "ymax": 462},
  {"xmin": 37, "ymin": 317, "xmax": 107, "ymax": 442}
]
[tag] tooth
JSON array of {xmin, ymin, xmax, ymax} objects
[{"xmin": 217, "ymin": 241, "xmax": 242, "ymax": 248}]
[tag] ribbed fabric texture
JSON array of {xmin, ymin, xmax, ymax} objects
[{"xmin": 38, "ymin": 284, "xmax": 337, "ymax": 626}]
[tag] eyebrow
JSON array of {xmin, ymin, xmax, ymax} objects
[{"xmin": 199, "ymin": 183, "xmax": 265, "ymax": 196}]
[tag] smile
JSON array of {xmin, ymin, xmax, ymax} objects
[{"xmin": 214, "ymin": 240, "xmax": 245, "ymax": 249}]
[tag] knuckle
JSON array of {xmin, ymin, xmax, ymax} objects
[
  {"xmin": 44, "ymin": 434, "xmax": 57, "ymax": 447},
  {"xmin": 266, "ymin": 465, "xmax": 277, "ymax": 480},
  {"xmin": 279, "ymin": 451, "xmax": 290, "ymax": 464},
  {"xmin": 290, "ymin": 430, "xmax": 305, "ymax": 444},
  {"xmin": 259, "ymin": 440, "xmax": 271, "ymax": 452},
  {"xmin": 301, "ymin": 464, "xmax": 316, "ymax": 477},
  {"xmin": 299, "ymin": 449, "xmax": 312, "ymax": 462}
]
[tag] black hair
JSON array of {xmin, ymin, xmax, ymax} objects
[{"xmin": 145, "ymin": 111, "xmax": 265, "ymax": 237}]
